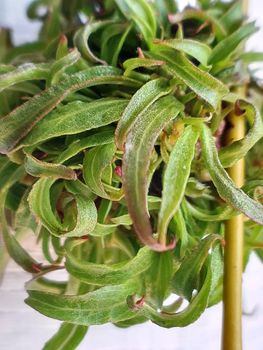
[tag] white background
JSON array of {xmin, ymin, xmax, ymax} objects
[{"xmin": 0, "ymin": 1, "xmax": 263, "ymax": 349}]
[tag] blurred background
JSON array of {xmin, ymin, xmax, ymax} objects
[{"xmin": 0, "ymin": 0, "xmax": 263, "ymax": 349}]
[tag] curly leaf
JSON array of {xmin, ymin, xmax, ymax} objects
[
  {"xmin": 172, "ymin": 234, "xmax": 222, "ymax": 301},
  {"xmin": 153, "ymin": 39, "xmax": 212, "ymax": 66},
  {"xmin": 0, "ymin": 63, "xmax": 49, "ymax": 92},
  {"xmin": 25, "ymin": 282, "xmax": 139, "ymax": 325},
  {"xmin": 83, "ymin": 143, "xmax": 122, "ymax": 200},
  {"xmin": 150, "ymin": 47, "xmax": 228, "ymax": 110},
  {"xmin": 28, "ymin": 178, "xmax": 97, "ymax": 237},
  {"xmin": 74, "ymin": 20, "xmax": 113, "ymax": 65},
  {"xmin": 123, "ymin": 95, "xmax": 183, "ymax": 251},
  {"xmin": 143, "ymin": 263, "xmax": 212, "ymax": 328},
  {"xmin": 115, "ymin": 78, "xmax": 171, "ymax": 150},
  {"xmin": 25, "ymin": 153, "xmax": 77, "ymax": 180},
  {"xmin": 123, "ymin": 58, "xmax": 165, "ymax": 76},
  {"xmin": 115, "ymin": 0, "xmax": 156, "ymax": 46},
  {"xmin": 219, "ymin": 100, "xmax": 263, "ymax": 168},
  {"xmin": 158, "ymin": 126, "xmax": 199, "ymax": 243},
  {"xmin": 200, "ymin": 124, "xmax": 263, "ymax": 224},
  {"xmin": 57, "ymin": 129, "xmax": 114, "ymax": 163},
  {"xmin": 0, "ymin": 66, "xmax": 139, "ymax": 154},
  {"xmin": 65, "ymin": 246, "xmax": 152, "ymax": 286}
]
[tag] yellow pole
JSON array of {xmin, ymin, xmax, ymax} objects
[{"xmin": 222, "ymin": 2, "xmax": 248, "ymax": 349}]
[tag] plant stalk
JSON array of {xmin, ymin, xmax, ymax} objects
[{"xmin": 222, "ymin": 2, "xmax": 248, "ymax": 349}]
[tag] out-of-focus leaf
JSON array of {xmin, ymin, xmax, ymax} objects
[
  {"xmin": 240, "ymin": 52, "xmax": 263, "ymax": 63},
  {"xmin": 169, "ymin": 9, "xmax": 227, "ymax": 40},
  {"xmin": 153, "ymin": 39, "xmax": 212, "ymax": 66},
  {"xmin": 43, "ymin": 323, "xmax": 88, "ymax": 350},
  {"xmin": 123, "ymin": 95, "xmax": 183, "ymax": 251},
  {"xmin": 0, "ymin": 63, "xmax": 48, "ymax": 92},
  {"xmin": 74, "ymin": 20, "xmax": 113, "ymax": 65},
  {"xmin": 114, "ymin": 0, "xmax": 156, "ymax": 46},
  {"xmin": 208, "ymin": 22, "xmax": 258, "ymax": 64}
]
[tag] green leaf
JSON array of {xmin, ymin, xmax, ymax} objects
[
  {"xmin": 21, "ymin": 99, "xmax": 128, "ymax": 148},
  {"xmin": 142, "ymin": 263, "xmax": 212, "ymax": 328},
  {"xmin": 169, "ymin": 9, "xmax": 227, "ymax": 40},
  {"xmin": 83, "ymin": 143, "xmax": 122, "ymax": 200},
  {"xmin": 200, "ymin": 124, "xmax": 263, "ymax": 225},
  {"xmin": 74, "ymin": 20, "xmax": 114, "ymax": 65},
  {"xmin": 219, "ymin": 100, "xmax": 263, "ymax": 167},
  {"xmin": 25, "ymin": 282, "xmax": 139, "ymax": 325},
  {"xmin": 0, "ymin": 66, "xmax": 140, "ymax": 154},
  {"xmin": 28, "ymin": 178, "xmax": 98, "ymax": 237},
  {"xmin": 48, "ymin": 48, "xmax": 81, "ymax": 85},
  {"xmin": 240, "ymin": 51, "xmax": 263, "ymax": 63},
  {"xmin": 43, "ymin": 323, "xmax": 88, "ymax": 350},
  {"xmin": 158, "ymin": 126, "xmax": 199, "ymax": 242},
  {"xmin": 57, "ymin": 129, "xmax": 115, "ymax": 163},
  {"xmin": 153, "ymin": 39, "xmax": 212, "ymax": 66},
  {"xmin": 147, "ymin": 251, "xmax": 173, "ymax": 307},
  {"xmin": 0, "ymin": 166, "xmax": 44, "ymax": 273},
  {"xmin": 219, "ymin": 1, "xmax": 243, "ymax": 33},
  {"xmin": 172, "ymin": 234, "xmax": 222, "ymax": 301},
  {"xmin": 115, "ymin": 78, "xmax": 171, "ymax": 150},
  {"xmin": 123, "ymin": 95, "xmax": 183, "ymax": 251},
  {"xmin": 65, "ymin": 246, "xmax": 152, "ymax": 286},
  {"xmin": 0, "ymin": 63, "xmax": 49, "ymax": 92},
  {"xmin": 123, "ymin": 58, "xmax": 165, "ymax": 76},
  {"xmin": 25, "ymin": 153, "xmax": 77, "ymax": 180},
  {"xmin": 208, "ymin": 22, "xmax": 258, "ymax": 64},
  {"xmin": 150, "ymin": 47, "xmax": 228, "ymax": 110},
  {"xmin": 114, "ymin": 0, "xmax": 156, "ymax": 46},
  {"xmin": 186, "ymin": 201, "xmax": 236, "ymax": 221}
]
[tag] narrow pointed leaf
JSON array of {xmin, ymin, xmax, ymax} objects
[
  {"xmin": 25, "ymin": 282, "xmax": 139, "ymax": 325},
  {"xmin": 219, "ymin": 100, "xmax": 263, "ymax": 168},
  {"xmin": 25, "ymin": 153, "xmax": 77, "ymax": 180},
  {"xmin": 158, "ymin": 126, "xmax": 199, "ymax": 241},
  {"xmin": 43, "ymin": 323, "xmax": 88, "ymax": 350},
  {"xmin": 0, "ymin": 63, "xmax": 49, "ymax": 92},
  {"xmin": 20, "ymin": 99, "xmax": 128, "ymax": 148},
  {"xmin": 123, "ymin": 95, "xmax": 183, "ymax": 251},
  {"xmin": 0, "ymin": 66, "xmax": 140, "ymax": 154},
  {"xmin": 200, "ymin": 124, "xmax": 263, "ymax": 224},
  {"xmin": 208, "ymin": 22, "xmax": 258, "ymax": 64},
  {"xmin": 74, "ymin": 20, "xmax": 113, "ymax": 65},
  {"xmin": 154, "ymin": 39, "xmax": 212, "ymax": 66},
  {"xmin": 150, "ymin": 47, "xmax": 228, "ymax": 109},
  {"xmin": 114, "ymin": 0, "xmax": 156, "ymax": 46},
  {"xmin": 28, "ymin": 178, "xmax": 97, "ymax": 237},
  {"xmin": 65, "ymin": 246, "xmax": 152, "ymax": 286},
  {"xmin": 57, "ymin": 129, "xmax": 114, "ymax": 163},
  {"xmin": 115, "ymin": 78, "xmax": 171, "ymax": 150}
]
